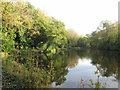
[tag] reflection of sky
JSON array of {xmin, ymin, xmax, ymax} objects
[
  {"xmin": 54, "ymin": 58, "xmax": 118, "ymax": 88},
  {"xmin": 78, "ymin": 58, "xmax": 92, "ymax": 66}
]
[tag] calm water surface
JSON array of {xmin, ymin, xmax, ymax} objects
[{"xmin": 2, "ymin": 49, "xmax": 119, "ymax": 88}]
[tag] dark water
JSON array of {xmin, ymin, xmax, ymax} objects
[{"xmin": 2, "ymin": 49, "xmax": 119, "ymax": 88}]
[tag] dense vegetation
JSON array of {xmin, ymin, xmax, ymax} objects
[
  {"xmin": 77, "ymin": 21, "xmax": 120, "ymax": 51},
  {"xmin": 67, "ymin": 21, "xmax": 120, "ymax": 51},
  {"xmin": 1, "ymin": 0, "xmax": 68, "ymax": 55},
  {"xmin": 1, "ymin": 0, "xmax": 119, "ymax": 89},
  {"xmin": 1, "ymin": 0, "xmax": 120, "ymax": 56}
]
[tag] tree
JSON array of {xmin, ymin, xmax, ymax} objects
[{"xmin": 67, "ymin": 29, "xmax": 79, "ymax": 47}]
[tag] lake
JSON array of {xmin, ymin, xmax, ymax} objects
[{"xmin": 2, "ymin": 49, "xmax": 119, "ymax": 88}]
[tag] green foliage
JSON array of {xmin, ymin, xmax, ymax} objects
[
  {"xmin": 77, "ymin": 35, "xmax": 90, "ymax": 47},
  {"xmin": 80, "ymin": 76, "xmax": 107, "ymax": 88},
  {"xmin": 89, "ymin": 21, "xmax": 119, "ymax": 50},
  {"xmin": 1, "ymin": 0, "xmax": 68, "ymax": 54},
  {"xmin": 87, "ymin": 77, "xmax": 106, "ymax": 88},
  {"xmin": 77, "ymin": 21, "xmax": 119, "ymax": 51},
  {"xmin": 66, "ymin": 29, "xmax": 79, "ymax": 47},
  {"xmin": 1, "ymin": 0, "xmax": 119, "ymax": 54}
]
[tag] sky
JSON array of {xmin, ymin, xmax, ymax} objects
[{"xmin": 22, "ymin": 0, "xmax": 119, "ymax": 36}]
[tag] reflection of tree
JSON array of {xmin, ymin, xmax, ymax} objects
[
  {"xmin": 77, "ymin": 49, "xmax": 119, "ymax": 80},
  {"xmin": 91, "ymin": 51, "xmax": 119, "ymax": 80},
  {"xmin": 2, "ymin": 49, "xmax": 119, "ymax": 88},
  {"xmin": 66, "ymin": 50, "xmax": 79, "ymax": 68},
  {"xmin": 76, "ymin": 48, "xmax": 92, "ymax": 59},
  {"xmin": 44, "ymin": 52, "xmax": 68, "ymax": 85},
  {"xmin": 2, "ymin": 51, "xmax": 68, "ymax": 88}
]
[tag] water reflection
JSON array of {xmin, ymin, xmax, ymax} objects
[
  {"xmin": 65, "ymin": 50, "xmax": 79, "ymax": 68},
  {"xmin": 2, "ymin": 49, "xmax": 119, "ymax": 88},
  {"xmin": 2, "ymin": 52, "xmax": 68, "ymax": 88},
  {"xmin": 77, "ymin": 49, "xmax": 119, "ymax": 80}
]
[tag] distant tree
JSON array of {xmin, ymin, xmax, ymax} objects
[{"xmin": 66, "ymin": 29, "xmax": 79, "ymax": 47}]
